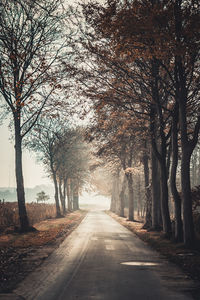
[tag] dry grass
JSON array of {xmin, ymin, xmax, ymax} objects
[
  {"xmin": 0, "ymin": 202, "xmax": 56, "ymax": 232},
  {"xmin": 0, "ymin": 210, "xmax": 86, "ymax": 248},
  {"xmin": 0, "ymin": 210, "xmax": 87, "ymax": 293}
]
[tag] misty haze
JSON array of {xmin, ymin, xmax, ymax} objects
[{"xmin": 0, "ymin": 0, "xmax": 200, "ymax": 299}]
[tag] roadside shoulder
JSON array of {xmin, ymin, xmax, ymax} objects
[
  {"xmin": 0, "ymin": 210, "xmax": 87, "ymax": 294},
  {"xmin": 106, "ymin": 210, "xmax": 200, "ymax": 300}
]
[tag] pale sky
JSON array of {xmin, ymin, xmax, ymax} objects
[
  {"xmin": 0, "ymin": 121, "xmax": 52, "ymax": 188},
  {"xmin": 0, "ymin": 0, "xmax": 105, "ymax": 189}
]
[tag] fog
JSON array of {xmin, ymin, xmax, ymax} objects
[
  {"xmin": 0, "ymin": 122, "xmax": 53, "ymax": 188},
  {"xmin": 79, "ymin": 192, "xmax": 110, "ymax": 211}
]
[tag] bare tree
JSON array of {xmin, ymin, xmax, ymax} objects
[{"xmin": 0, "ymin": 0, "xmax": 71, "ymax": 231}]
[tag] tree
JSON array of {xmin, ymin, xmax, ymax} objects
[
  {"xmin": 27, "ymin": 119, "xmax": 65, "ymax": 217},
  {"xmin": 74, "ymin": 2, "xmax": 170, "ymax": 235},
  {"xmin": 55, "ymin": 127, "xmax": 91, "ymax": 212},
  {"xmin": 173, "ymin": 0, "xmax": 200, "ymax": 246},
  {"xmin": 28, "ymin": 119, "xmax": 90, "ymax": 215},
  {"xmin": 85, "ymin": 96, "xmax": 146, "ymax": 220},
  {"xmin": 0, "ymin": 0, "xmax": 70, "ymax": 231},
  {"xmin": 56, "ymin": 130, "xmax": 89, "ymax": 212},
  {"xmin": 81, "ymin": 0, "xmax": 200, "ymax": 245},
  {"xmin": 36, "ymin": 191, "xmax": 50, "ymax": 203}
]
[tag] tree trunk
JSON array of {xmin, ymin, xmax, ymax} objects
[
  {"xmin": 52, "ymin": 169, "xmax": 61, "ymax": 217},
  {"xmin": 142, "ymin": 150, "xmax": 152, "ymax": 229},
  {"xmin": 197, "ymin": 149, "xmax": 200, "ymax": 186},
  {"xmin": 63, "ymin": 178, "xmax": 67, "ymax": 214},
  {"xmin": 73, "ymin": 194, "xmax": 79, "ymax": 210},
  {"xmin": 137, "ymin": 174, "xmax": 141, "ymax": 217},
  {"xmin": 149, "ymin": 104, "xmax": 162, "ymax": 230},
  {"xmin": 71, "ymin": 183, "xmax": 74, "ymax": 211},
  {"xmin": 58, "ymin": 177, "xmax": 63, "ymax": 210},
  {"xmin": 110, "ymin": 172, "xmax": 119, "ymax": 213},
  {"xmin": 177, "ymin": 83, "xmax": 196, "ymax": 246},
  {"xmin": 181, "ymin": 150, "xmax": 195, "ymax": 246},
  {"xmin": 175, "ymin": 64, "xmax": 195, "ymax": 246},
  {"xmin": 118, "ymin": 174, "xmax": 126, "ymax": 217},
  {"xmin": 72, "ymin": 179, "xmax": 79, "ymax": 210},
  {"xmin": 160, "ymin": 157, "xmax": 172, "ymax": 237},
  {"xmin": 59, "ymin": 177, "xmax": 66, "ymax": 214},
  {"xmin": 70, "ymin": 179, "xmax": 74, "ymax": 210},
  {"xmin": 14, "ymin": 116, "xmax": 30, "ymax": 232},
  {"xmin": 151, "ymin": 148, "xmax": 162, "ymax": 230},
  {"xmin": 126, "ymin": 173, "xmax": 134, "ymax": 221},
  {"xmin": 174, "ymin": 0, "xmax": 199, "ymax": 247},
  {"xmin": 170, "ymin": 103, "xmax": 183, "ymax": 242},
  {"xmin": 150, "ymin": 60, "xmax": 171, "ymax": 236},
  {"xmin": 110, "ymin": 180, "xmax": 116, "ymax": 212},
  {"xmin": 67, "ymin": 178, "xmax": 72, "ymax": 211}
]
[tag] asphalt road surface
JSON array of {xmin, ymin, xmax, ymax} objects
[{"xmin": 15, "ymin": 210, "xmax": 194, "ymax": 300}]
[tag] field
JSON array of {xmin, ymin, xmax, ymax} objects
[{"xmin": 0, "ymin": 202, "xmax": 56, "ymax": 232}]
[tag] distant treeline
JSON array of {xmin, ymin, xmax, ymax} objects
[{"xmin": 0, "ymin": 185, "xmax": 54, "ymax": 203}]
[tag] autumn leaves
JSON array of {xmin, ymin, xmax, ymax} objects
[{"xmin": 79, "ymin": 0, "xmax": 200, "ymax": 246}]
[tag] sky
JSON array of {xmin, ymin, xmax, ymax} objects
[
  {"xmin": 0, "ymin": 0, "xmax": 105, "ymax": 189},
  {"xmin": 0, "ymin": 121, "xmax": 52, "ymax": 188}
]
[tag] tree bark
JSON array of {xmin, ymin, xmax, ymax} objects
[
  {"xmin": 118, "ymin": 174, "xmax": 126, "ymax": 217},
  {"xmin": 151, "ymin": 148, "xmax": 162, "ymax": 230},
  {"xmin": 170, "ymin": 103, "xmax": 183, "ymax": 242},
  {"xmin": 126, "ymin": 173, "xmax": 134, "ymax": 221},
  {"xmin": 137, "ymin": 174, "xmax": 141, "ymax": 217},
  {"xmin": 63, "ymin": 178, "xmax": 67, "ymax": 214},
  {"xmin": 159, "ymin": 157, "xmax": 172, "ymax": 237},
  {"xmin": 110, "ymin": 172, "xmax": 119, "ymax": 212},
  {"xmin": 150, "ymin": 60, "xmax": 171, "ymax": 236},
  {"xmin": 173, "ymin": 0, "xmax": 200, "ymax": 247},
  {"xmin": 110, "ymin": 180, "xmax": 116, "ymax": 212},
  {"xmin": 52, "ymin": 168, "xmax": 61, "ymax": 217},
  {"xmin": 142, "ymin": 149, "xmax": 152, "ymax": 229},
  {"xmin": 59, "ymin": 177, "xmax": 66, "ymax": 214},
  {"xmin": 174, "ymin": 59, "xmax": 196, "ymax": 246},
  {"xmin": 67, "ymin": 178, "xmax": 72, "ymax": 211},
  {"xmin": 72, "ymin": 179, "xmax": 79, "ymax": 210},
  {"xmin": 181, "ymin": 150, "xmax": 195, "ymax": 246},
  {"xmin": 14, "ymin": 115, "xmax": 30, "ymax": 232},
  {"xmin": 176, "ymin": 72, "xmax": 196, "ymax": 246},
  {"xmin": 70, "ymin": 179, "xmax": 74, "ymax": 210}
]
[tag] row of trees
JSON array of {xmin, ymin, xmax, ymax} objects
[
  {"xmin": 27, "ymin": 120, "xmax": 90, "ymax": 217},
  {"xmin": 74, "ymin": 0, "xmax": 200, "ymax": 247},
  {"xmin": 1, "ymin": 0, "xmax": 199, "ymax": 247},
  {"xmin": 0, "ymin": 0, "xmax": 78, "ymax": 230}
]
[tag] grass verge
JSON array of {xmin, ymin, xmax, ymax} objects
[{"xmin": 0, "ymin": 210, "xmax": 87, "ymax": 293}]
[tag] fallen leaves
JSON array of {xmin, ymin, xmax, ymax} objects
[{"xmin": 0, "ymin": 210, "xmax": 87, "ymax": 293}]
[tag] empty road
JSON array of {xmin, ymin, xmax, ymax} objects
[{"xmin": 15, "ymin": 210, "xmax": 194, "ymax": 300}]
